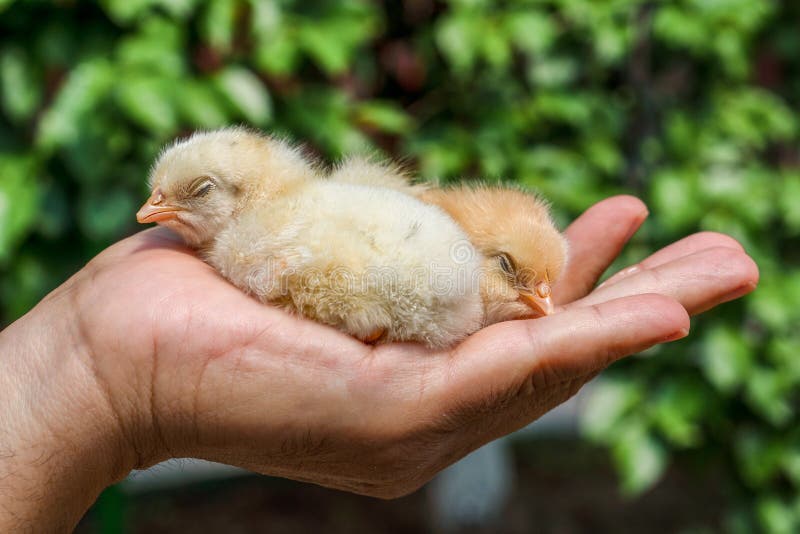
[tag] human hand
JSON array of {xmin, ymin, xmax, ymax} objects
[{"xmin": 0, "ymin": 195, "xmax": 758, "ymax": 531}]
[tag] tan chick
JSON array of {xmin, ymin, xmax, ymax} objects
[
  {"xmin": 136, "ymin": 128, "xmax": 484, "ymax": 348},
  {"xmin": 418, "ymin": 186, "xmax": 568, "ymax": 325},
  {"xmin": 328, "ymin": 159, "xmax": 568, "ymax": 325}
]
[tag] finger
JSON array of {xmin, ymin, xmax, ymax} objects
[
  {"xmin": 576, "ymin": 246, "xmax": 759, "ymax": 315},
  {"xmin": 597, "ymin": 231, "xmax": 745, "ymax": 289},
  {"xmin": 434, "ymin": 294, "xmax": 689, "ymax": 425},
  {"xmin": 554, "ymin": 195, "xmax": 649, "ymax": 304}
]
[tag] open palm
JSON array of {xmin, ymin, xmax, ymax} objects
[{"xmin": 67, "ymin": 195, "xmax": 757, "ymax": 497}]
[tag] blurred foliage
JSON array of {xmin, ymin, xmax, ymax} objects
[{"xmin": 0, "ymin": 0, "xmax": 798, "ymax": 531}]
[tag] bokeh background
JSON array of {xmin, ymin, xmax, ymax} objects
[{"xmin": 1, "ymin": 0, "xmax": 798, "ymax": 532}]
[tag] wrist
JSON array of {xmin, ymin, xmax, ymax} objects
[{"xmin": 0, "ymin": 282, "xmax": 138, "ymax": 531}]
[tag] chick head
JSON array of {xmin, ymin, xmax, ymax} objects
[
  {"xmin": 137, "ymin": 127, "xmax": 314, "ymax": 247},
  {"xmin": 422, "ymin": 186, "xmax": 568, "ymax": 323}
]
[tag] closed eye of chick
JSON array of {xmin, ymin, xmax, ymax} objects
[
  {"xmin": 137, "ymin": 127, "xmax": 485, "ymax": 348},
  {"xmin": 328, "ymin": 160, "xmax": 568, "ymax": 325}
]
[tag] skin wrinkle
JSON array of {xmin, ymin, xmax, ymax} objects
[
  {"xmin": 148, "ymin": 284, "xmax": 206, "ymax": 460},
  {"xmin": 198, "ymin": 345, "xmax": 249, "ymax": 445},
  {"xmin": 148, "ymin": 318, "xmax": 171, "ymax": 467},
  {"xmin": 69, "ymin": 284, "xmax": 139, "ymax": 473},
  {"xmin": 410, "ymin": 354, "xmax": 436, "ymax": 413},
  {"xmin": 583, "ymin": 303, "xmax": 625, "ymax": 370},
  {"xmin": 190, "ymin": 349, "xmax": 211, "ymax": 448},
  {"xmin": 171, "ymin": 296, "xmax": 207, "ymax": 448},
  {"xmin": 639, "ymin": 263, "xmax": 671, "ymax": 291}
]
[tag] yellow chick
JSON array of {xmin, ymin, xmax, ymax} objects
[
  {"xmin": 328, "ymin": 160, "xmax": 568, "ymax": 324},
  {"xmin": 328, "ymin": 156, "xmax": 428, "ymax": 195},
  {"xmin": 136, "ymin": 128, "xmax": 484, "ymax": 348}
]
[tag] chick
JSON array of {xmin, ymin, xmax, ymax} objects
[
  {"xmin": 136, "ymin": 128, "xmax": 484, "ymax": 348},
  {"xmin": 327, "ymin": 160, "xmax": 568, "ymax": 324},
  {"xmin": 419, "ymin": 186, "xmax": 568, "ymax": 325},
  {"xmin": 328, "ymin": 156, "xmax": 428, "ymax": 195}
]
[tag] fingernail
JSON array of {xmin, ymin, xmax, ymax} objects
[
  {"xmin": 663, "ymin": 328, "xmax": 690, "ymax": 343},
  {"xmin": 720, "ymin": 282, "xmax": 757, "ymax": 303},
  {"xmin": 625, "ymin": 213, "xmax": 647, "ymax": 242},
  {"xmin": 597, "ymin": 265, "xmax": 640, "ymax": 289}
]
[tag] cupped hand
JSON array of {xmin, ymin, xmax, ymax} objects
[
  {"xmin": 62, "ymin": 195, "xmax": 757, "ymax": 497},
  {"xmin": 0, "ymin": 195, "xmax": 758, "ymax": 531}
]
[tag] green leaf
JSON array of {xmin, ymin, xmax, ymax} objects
[
  {"xmin": 297, "ymin": 24, "xmax": 349, "ymax": 75},
  {"xmin": 409, "ymin": 132, "xmax": 472, "ymax": 179},
  {"xmin": 436, "ymin": 13, "xmax": 480, "ymax": 73},
  {"xmin": 480, "ymin": 23, "xmax": 511, "ymax": 69},
  {"xmin": 201, "ymin": 0, "xmax": 236, "ymax": 53},
  {"xmin": 294, "ymin": 8, "xmax": 377, "ymax": 76},
  {"xmin": 782, "ymin": 450, "xmax": 800, "ymax": 486},
  {"xmin": 36, "ymin": 59, "xmax": 115, "ymax": 151},
  {"xmin": 254, "ymin": 33, "xmax": 300, "ymax": 75},
  {"xmin": 767, "ymin": 337, "xmax": 800, "ymax": 385},
  {"xmin": 580, "ymin": 379, "xmax": 643, "ymax": 442},
  {"xmin": 0, "ymin": 254, "xmax": 50, "ymax": 322},
  {"xmin": 654, "ymin": 6, "xmax": 707, "ymax": 52},
  {"xmin": 77, "ymin": 188, "xmax": 137, "ymax": 241},
  {"xmin": 651, "ymin": 380, "xmax": 707, "ymax": 448},
  {"xmin": 116, "ymin": 16, "xmax": 186, "ymax": 75},
  {"xmin": 527, "ymin": 56, "xmax": 579, "ymax": 88},
  {"xmin": 612, "ymin": 426, "xmax": 668, "ymax": 495},
  {"xmin": 301, "ymin": 32, "xmax": 349, "ymax": 74},
  {"xmin": 154, "ymin": 0, "xmax": 196, "ymax": 19},
  {"xmin": 582, "ymin": 137, "xmax": 623, "ymax": 175},
  {"xmin": 100, "ymin": 0, "xmax": 156, "ymax": 24},
  {"xmin": 750, "ymin": 274, "xmax": 800, "ymax": 332},
  {"xmin": 0, "ymin": 47, "xmax": 42, "ymax": 122},
  {"xmin": 701, "ymin": 324, "xmax": 753, "ymax": 393},
  {"xmin": 214, "ymin": 67, "xmax": 272, "ymax": 126},
  {"xmin": 249, "ymin": 0, "xmax": 281, "ymax": 39},
  {"xmin": 115, "ymin": 76, "xmax": 177, "ymax": 134},
  {"xmin": 176, "ymin": 80, "xmax": 230, "ymax": 128},
  {"xmin": 593, "ymin": 20, "xmax": 630, "ymax": 65},
  {"xmin": 531, "ymin": 92, "xmax": 592, "ymax": 126},
  {"xmin": 506, "ymin": 10, "xmax": 556, "ymax": 56},
  {"xmin": 745, "ymin": 367, "xmax": 793, "ymax": 426},
  {"xmin": 38, "ymin": 184, "xmax": 71, "ymax": 239},
  {"xmin": 0, "ymin": 155, "xmax": 40, "ymax": 263},
  {"xmin": 780, "ymin": 172, "xmax": 800, "ymax": 234},
  {"xmin": 355, "ymin": 101, "xmax": 412, "ymax": 134},
  {"xmin": 650, "ymin": 170, "xmax": 702, "ymax": 230},
  {"xmin": 757, "ymin": 497, "xmax": 797, "ymax": 534}
]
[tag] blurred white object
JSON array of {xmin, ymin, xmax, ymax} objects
[
  {"xmin": 426, "ymin": 381, "xmax": 596, "ymax": 531},
  {"xmin": 121, "ymin": 459, "xmax": 247, "ymax": 494},
  {"xmin": 428, "ymin": 438, "xmax": 514, "ymax": 531}
]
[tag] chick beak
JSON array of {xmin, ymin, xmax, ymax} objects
[
  {"xmin": 519, "ymin": 282, "xmax": 555, "ymax": 318},
  {"xmin": 136, "ymin": 188, "xmax": 181, "ymax": 223}
]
